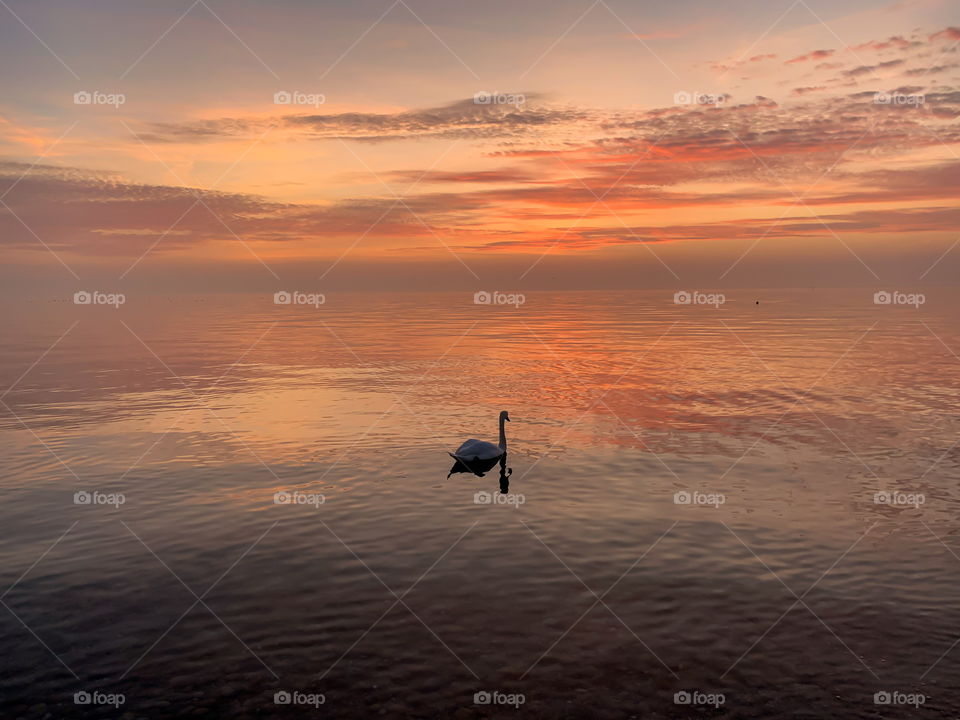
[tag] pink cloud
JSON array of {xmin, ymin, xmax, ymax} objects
[
  {"xmin": 785, "ymin": 49, "xmax": 835, "ymax": 64},
  {"xmin": 930, "ymin": 27, "xmax": 960, "ymax": 42},
  {"xmin": 851, "ymin": 36, "xmax": 913, "ymax": 52}
]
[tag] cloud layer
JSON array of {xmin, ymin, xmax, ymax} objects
[{"xmin": 1, "ymin": 25, "xmax": 957, "ymax": 275}]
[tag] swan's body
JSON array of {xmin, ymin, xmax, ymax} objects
[
  {"xmin": 447, "ymin": 410, "xmax": 510, "ymax": 477},
  {"xmin": 451, "ymin": 438, "xmax": 503, "ymax": 461}
]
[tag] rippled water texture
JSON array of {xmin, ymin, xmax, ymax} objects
[{"xmin": 1, "ymin": 289, "xmax": 959, "ymax": 718}]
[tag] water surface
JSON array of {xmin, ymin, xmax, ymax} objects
[{"xmin": 1, "ymin": 289, "xmax": 959, "ymax": 718}]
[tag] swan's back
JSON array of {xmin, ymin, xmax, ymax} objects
[{"xmin": 452, "ymin": 438, "xmax": 502, "ymax": 460}]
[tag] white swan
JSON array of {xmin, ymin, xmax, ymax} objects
[{"xmin": 447, "ymin": 410, "xmax": 510, "ymax": 477}]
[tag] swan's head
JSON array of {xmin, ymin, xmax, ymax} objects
[{"xmin": 500, "ymin": 410, "xmax": 510, "ymax": 422}]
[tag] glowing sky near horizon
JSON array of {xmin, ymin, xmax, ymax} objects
[{"xmin": 0, "ymin": 0, "xmax": 957, "ymax": 289}]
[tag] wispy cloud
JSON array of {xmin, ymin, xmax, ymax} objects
[
  {"xmin": 785, "ymin": 49, "xmax": 835, "ymax": 65},
  {"xmin": 143, "ymin": 96, "xmax": 592, "ymax": 144}
]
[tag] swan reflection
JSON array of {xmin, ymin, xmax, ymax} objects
[
  {"xmin": 447, "ymin": 411, "xmax": 514, "ymax": 493},
  {"xmin": 447, "ymin": 410, "xmax": 509, "ymax": 478}
]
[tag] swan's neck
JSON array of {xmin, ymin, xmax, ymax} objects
[{"xmin": 498, "ymin": 416, "xmax": 507, "ymax": 450}]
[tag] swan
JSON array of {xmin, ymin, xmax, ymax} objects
[{"xmin": 447, "ymin": 410, "xmax": 510, "ymax": 478}]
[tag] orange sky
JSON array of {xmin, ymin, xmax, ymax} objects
[{"xmin": 0, "ymin": 0, "xmax": 957, "ymax": 290}]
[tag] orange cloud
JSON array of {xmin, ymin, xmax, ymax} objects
[{"xmin": 785, "ymin": 49, "xmax": 835, "ymax": 64}]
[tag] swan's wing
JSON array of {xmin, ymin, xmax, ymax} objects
[
  {"xmin": 453, "ymin": 439, "xmax": 482, "ymax": 455},
  {"xmin": 452, "ymin": 439, "xmax": 503, "ymax": 461}
]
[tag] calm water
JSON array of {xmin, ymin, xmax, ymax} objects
[{"xmin": 1, "ymin": 289, "xmax": 959, "ymax": 718}]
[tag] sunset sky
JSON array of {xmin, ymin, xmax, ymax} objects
[{"xmin": 0, "ymin": 0, "xmax": 957, "ymax": 291}]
